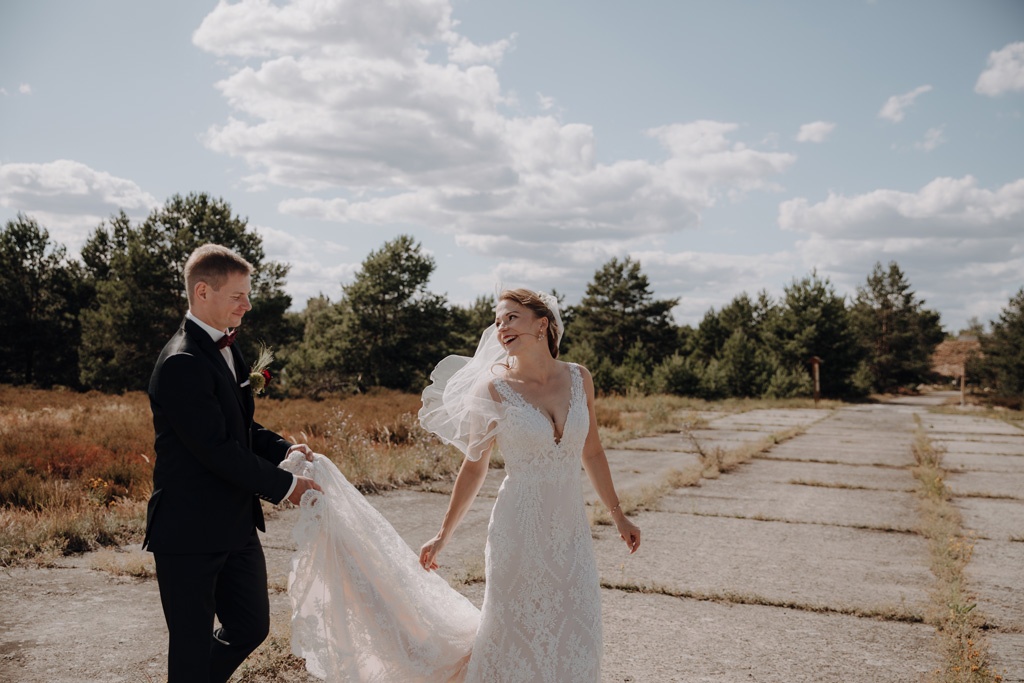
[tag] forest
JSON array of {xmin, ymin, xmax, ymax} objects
[{"xmin": 2, "ymin": 192, "xmax": 1021, "ymax": 404}]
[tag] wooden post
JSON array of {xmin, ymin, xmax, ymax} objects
[
  {"xmin": 960, "ymin": 362, "xmax": 966, "ymax": 407},
  {"xmin": 809, "ymin": 356, "xmax": 822, "ymax": 408}
]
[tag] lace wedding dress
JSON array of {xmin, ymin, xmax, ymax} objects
[
  {"xmin": 281, "ymin": 454, "xmax": 479, "ymax": 681},
  {"xmin": 468, "ymin": 362, "xmax": 601, "ymax": 682},
  {"xmin": 282, "ymin": 362, "xmax": 601, "ymax": 683}
]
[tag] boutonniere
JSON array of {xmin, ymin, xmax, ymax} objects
[{"xmin": 248, "ymin": 343, "xmax": 274, "ymax": 395}]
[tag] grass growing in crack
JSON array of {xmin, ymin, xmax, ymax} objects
[
  {"xmin": 684, "ymin": 428, "xmax": 726, "ymax": 479},
  {"xmin": 788, "ymin": 479, "xmax": 915, "ymax": 493},
  {"xmin": 687, "ymin": 424, "xmax": 810, "ymax": 480},
  {"xmin": 453, "ymin": 557, "xmax": 487, "ymax": 586},
  {"xmin": 88, "ymin": 547, "xmax": 155, "ymax": 578},
  {"xmin": 588, "ymin": 466, "xmax": 702, "ymax": 526},
  {"xmin": 911, "ymin": 415, "xmax": 1002, "ymax": 683},
  {"xmin": 597, "ymin": 401, "xmax": 710, "ymax": 447},
  {"xmin": 232, "ymin": 613, "xmax": 310, "ymax": 683},
  {"xmin": 600, "ymin": 579, "xmax": 925, "ymax": 623},
  {"xmin": 679, "ymin": 509, "xmax": 918, "ymax": 534},
  {"xmin": 957, "ymin": 492, "xmax": 1022, "ymax": 501},
  {"xmin": 589, "ymin": 420, "xmax": 816, "ymax": 527},
  {"xmin": 929, "ymin": 403, "xmax": 1024, "ymax": 432}
]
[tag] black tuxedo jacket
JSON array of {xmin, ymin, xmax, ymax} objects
[{"xmin": 143, "ymin": 318, "xmax": 293, "ymax": 554}]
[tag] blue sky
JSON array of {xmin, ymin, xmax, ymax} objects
[{"xmin": 2, "ymin": 0, "xmax": 1022, "ymax": 331}]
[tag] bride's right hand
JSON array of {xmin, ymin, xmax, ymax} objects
[{"xmin": 418, "ymin": 534, "xmax": 446, "ymax": 571}]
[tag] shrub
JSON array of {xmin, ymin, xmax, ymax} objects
[
  {"xmin": 652, "ymin": 353, "xmax": 702, "ymax": 396},
  {"xmin": 763, "ymin": 365, "xmax": 812, "ymax": 399},
  {"xmin": 696, "ymin": 359, "xmax": 729, "ymax": 400}
]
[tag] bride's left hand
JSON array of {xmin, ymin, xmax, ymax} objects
[
  {"xmin": 418, "ymin": 533, "xmax": 447, "ymax": 571},
  {"xmin": 614, "ymin": 515, "xmax": 641, "ymax": 554}
]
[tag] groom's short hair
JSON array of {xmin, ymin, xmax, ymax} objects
[{"xmin": 184, "ymin": 244, "xmax": 254, "ymax": 305}]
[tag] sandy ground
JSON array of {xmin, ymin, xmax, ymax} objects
[{"xmin": 2, "ymin": 393, "xmax": 1022, "ymax": 682}]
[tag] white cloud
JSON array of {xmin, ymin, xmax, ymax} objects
[
  {"xmin": 195, "ymin": 0, "xmax": 795, "ymax": 262},
  {"xmin": 202, "ymin": 54, "xmax": 511, "ymax": 192},
  {"xmin": 195, "ymin": 0, "xmax": 456, "ymax": 60},
  {"xmin": 446, "ymin": 33, "xmax": 515, "ymax": 66},
  {"xmin": 255, "ymin": 223, "xmax": 350, "ymax": 261},
  {"xmin": 0, "ymin": 160, "xmax": 159, "ymax": 248},
  {"xmin": 537, "ymin": 93, "xmax": 557, "ymax": 111},
  {"xmin": 791, "ymin": 232, "xmax": 1022, "ymax": 330},
  {"xmin": 878, "ymin": 85, "xmax": 932, "ymax": 122},
  {"xmin": 0, "ymin": 84, "xmax": 31, "ymax": 96},
  {"xmin": 778, "ymin": 175, "xmax": 1024, "ymax": 239},
  {"xmin": 442, "ymin": 245, "xmax": 804, "ymax": 326},
  {"xmin": 795, "ymin": 121, "xmax": 835, "ymax": 143},
  {"xmin": 915, "ymin": 125, "xmax": 946, "ymax": 151},
  {"xmin": 186, "ymin": 0, "xmax": 1022, "ymax": 333},
  {"xmin": 277, "ymin": 119, "xmax": 794, "ymax": 252},
  {"xmin": 778, "ymin": 175, "xmax": 1024, "ymax": 329},
  {"xmin": 975, "ymin": 42, "xmax": 1024, "ymax": 96},
  {"xmin": 194, "ymin": 0, "xmax": 511, "ymax": 68},
  {"xmin": 629, "ymin": 248, "xmax": 801, "ymax": 324},
  {"xmin": 253, "ymin": 224, "xmax": 357, "ymax": 303},
  {"xmin": 460, "ymin": 259, "xmax": 576, "ymax": 296},
  {"xmin": 0, "ymin": 160, "xmax": 157, "ymax": 212}
]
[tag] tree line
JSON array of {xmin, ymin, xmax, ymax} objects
[{"xmin": 2, "ymin": 192, "xmax": 1020, "ymax": 402}]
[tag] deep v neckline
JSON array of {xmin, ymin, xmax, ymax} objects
[{"xmin": 500, "ymin": 364, "xmax": 576, "ymax": 446}]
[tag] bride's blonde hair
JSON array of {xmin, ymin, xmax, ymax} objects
[{"xmin": 498, "ymin": 289, "xmax": 560, "ymax": 359}]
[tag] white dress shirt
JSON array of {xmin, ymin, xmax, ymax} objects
[{"xmin": 186, "ymin": 311, "xmax": 237, "ymax": 378}]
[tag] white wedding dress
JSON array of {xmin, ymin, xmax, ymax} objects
[
  {"xmin": 282, "ymin": 362, "xmax": 601, "ymax": 683},
  {"xmin": 281, "ymin": 453, "xmax": 479, "ymax": 682}
]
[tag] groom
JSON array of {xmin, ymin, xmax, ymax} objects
[{"xmin": 144, "ymin": 243, "xmax": 320, "ymax": 683}]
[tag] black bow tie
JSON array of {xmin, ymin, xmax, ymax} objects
[{"xmin": 217, "ymin": 330, "xmax": 238, "ymax": 349}]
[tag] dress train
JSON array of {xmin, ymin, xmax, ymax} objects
[{"xmin": 280, "ymin": 452, "xmax": 480, "ymax": 682}]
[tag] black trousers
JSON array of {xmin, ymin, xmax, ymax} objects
[{"xmin": 154, "ymin": 532, "xmax": 270, "ymax": 683}]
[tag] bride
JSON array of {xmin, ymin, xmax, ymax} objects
[{"xmin": 282, "ymin": 288, "xmax": 641, "ymax": 682}]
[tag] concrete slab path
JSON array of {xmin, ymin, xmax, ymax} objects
[{"xmin": 2, "ymin": 398, "xmax": 1022, "ymax": 682}]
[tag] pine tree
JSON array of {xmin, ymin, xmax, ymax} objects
[
  {"xmin": 978, "ymin": 288, "xmax": 1024, "ymax": 404},
  {"xmin": 279, "ymin": 295, "xmax": 352, "ymax": 396},
  {"xmin": 78, "ymin": 194, "xmax": 292, "ymax": 392},
  {"xmin": 692, "ymin": 292, "xmax": 777, "ymax": 397},
  {"xmin": 449, "ymin": 295, "xmax": 497, "ymax": 357},
  {"xmin": 769, "ymin": 270, "xmax": 862, "ymax": 397},
  {"xmin": 0, "ymin": 214, "xmax": 87, "ymax": 387},
  {"xmin": 566, "ymin": 257, "xmax": 678, "ymax": 392},
  {"xmin": 850, "ymin": 262, "xmax": 944, "ymax": 392},
  {"xmin": 338, "ymin": 235, "xmax": 453, "ymax": 391}
]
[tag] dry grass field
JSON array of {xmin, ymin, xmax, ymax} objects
[
  {"xmin": 0, "ymin": 385, "xmax": 458, "ymax": 565},
  {"xmin": 0, "ymin": 383, "xmax": 837, "ymax": 567}
]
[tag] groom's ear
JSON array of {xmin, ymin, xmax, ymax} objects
[{"xmin": 194, "ymin": 281, "xmax": 208, "ymax": 301}]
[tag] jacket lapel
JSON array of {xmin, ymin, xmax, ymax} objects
[
  {"xmin": 231, "ymin": 344, "xmax": 255, "ymax": 417},
  {"xmin": 182, "ymin": 319, "xmax": 249, "ymax": 418}
]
